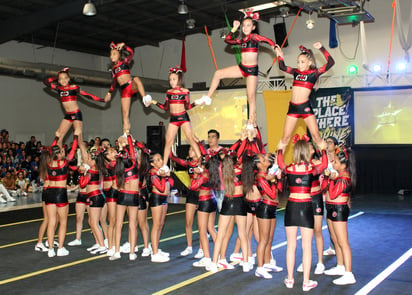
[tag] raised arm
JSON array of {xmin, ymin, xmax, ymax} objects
[
  {"xmin": 127, "ymin": 134, "xmax": 135, "ymax": 159},
  {"xmin": 66, "ymin": 135, "xmax": 79, "ymax": 163},
  {"xmin": 256, "ymin": 174, "xmax": 277, "ymax": 200},
  {"xmin": 252, "ymin": 34, "xmax": 276, "ymax": 47},
  {"xmin": 152, "ymin": 96, "xmax": 170, "ymax": 111},
  {"xmin": 123, "ymin": 44, "xmax": 135, "ymax": 64},
  {"xmin": 277, "ymin": 149, "xmax": 287, "ymax": 171},
  {"xmin": 79, "ymin": 89, "xmax": 105, "ymax": 102},
  {"xmin": 313, "ymin": 150, "xmax": 328, "ymax": 175},
  {"xmin": 170, "ymin": 153, "xmax": 188, "ymax": 167},
  {"xmin": 43, "ymin": 77, "xmax": 58, "ymax": 90},
  {"xmin": 315, "ymin": 42, "xmax": 335, "ymax": 74}
]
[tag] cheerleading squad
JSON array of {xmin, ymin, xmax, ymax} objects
[{"xmin": 32, "ymin": 9, "xmax": 357, "ymax": 292}]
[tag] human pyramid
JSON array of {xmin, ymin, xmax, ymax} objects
[{"xmin": 35, "ymin": 9, "xmax": 356, "ymax": 292}]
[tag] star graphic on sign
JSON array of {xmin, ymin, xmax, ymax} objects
[{"xmin": 373, "ymin": 102, "xmax": 402, "ymax": 134}]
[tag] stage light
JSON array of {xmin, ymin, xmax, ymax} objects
[
  {"xmin": 373, "ymin": 64, "xmax": 382, "ymax": 72},
  {"xmin": 348, "ymin": 65, "xmax": 358, "ymax": 74},
  {"xmin": 306, "ymin": 13, "xmax": 315, "ymax": 30},
  {"xmin": 397, "ymin": 62, "xmax": 407, "ymax": 71},
  {"xmin": 82, "ymin": 0, "xmax": 96, "ymax": 16}
]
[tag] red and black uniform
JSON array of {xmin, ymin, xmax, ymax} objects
[
  {"xmin": 170, "ymin": 154, "xmax": 200, "ymax": 205},
  {"xmin": 83, "ymin": 167, "xmax": 105, "ymax": 208},
  {"xmin": 154, "ymin": 87, "xmax": 195, "ymax": 127},
  {"xmin": 149, "ymin": 168, "xmax": 174, "ymax": 207},
  {"xmin": 117, "ymin": 135, "xmax": 139, "ymax": 207},
  {"xmin": 76, "ymin": 168, "xmax": 89, "ymax": 205},
  {"xmin": 323, "ymin": 171, "xmax": 351, "ymax": 222},
  {"xmin": 225, "ymin": 32, "xmax": 276, "ymax": 77},
  {"xmin": 46, "ymin": 136, "xmax": 78, "ymax": 206},
  {"xmin": 310, "ymin": 159, "xmax": 325, "ymax": 216},
  {"xmin": 255, "ymin": 171, "xmax": 279, "ymax": 219},
  {"xmin": 278, "ymin": 150, "xmax": 327, "ymax": 228},
  {"xmin": 278, "ymin": 47, "xmax": 335, "ymax": 118},
  {"xmin": 109, "ymin": 45, "xmax": 137, "ymax": 99},
  {"xmin": 43, "ymin": 78, "xmax": 104, "ymax": 121},
  {"xmin": 220, "ymin": 164, "xmax": 247, "ymax": 216},
  {"xmin": 189, "ymin": 170, "xmax": 217, "ymax": 213},
  {"xmin": 103, "ymin": 164, "xmax": 117, "ymax": 203}
]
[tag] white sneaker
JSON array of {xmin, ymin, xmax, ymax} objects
[
  {"xmin": 22, "ymin": 191, "xmax": 28, "ymax": 196},
  {"xmin": 68, "ymin": 239, "xmax": 82, "ymax": 246},
  {"xmin": 324, "ymin": 265, "xmax": 345, "ymax": 276},
  {"xmin": 107, "ymin": 247, "xmax": 115, "ymax": 257},
  {"xmin": 120, "ymin": 242, "xmax": 131, "ymax": 253},
  {"xmin": 284, "ymin": 278, "xmax": 294, "ymax": 288},
  {"xmin": 243, "ymin": 262, "xmax": 252, "ymax": 272},
  {"xmin": 248, "ymin": 256, "xmax": 255, "ymax": 265},
  {"xmin": 142, "ymin": 247, "xmax": 152, "ymax": 257},
  {"xmin": 7, "ymin": 195, "xmax": 16, "ymax": 202},
  {"xmin": 333, "ymin": 272, "xmax": 356, "ymax": 285},
  {"xmin": 109, "ymin": 252, "xmax": 121, "ymax": 261},
  {"xmin": 218, "ymin": 259, "xmax": 234, "ymax": 270},
  {"xmin": 264, "ymin": 262, "xmax": 283, "ymax": 273},
  {"xmin": 229, "ymin": 252, "xmax": 242, "ymax": 262},
  {"xmin": 90, "ymin": 246, "xmax": 107, "ymax": 255},
  {"xmin": 0, "ymin": 196, "xmax": 6, "ymax": 203},
  {"xmin": 323, "ymin": 246, "xmax": 336, "ymax": 256},
  {"xmin": 193, "ymin": 257, "xmax": 211, "ymax": 268},
  {"xmin": 303, "ymin": 280, "xmax": 318, "ymax": 292},
  {"xmin": 45, "ymin": 240, "xmax": 59, "ymax": 248},
  {"xmin": 87, "ymin": 244, "xmax": 99, "ymax": 252},
  {"xmin": 129, "ymin": 253, "xmax": 137, "ymax": 261},
  {"xmin": 202, "ymin": 95, "xmax": 212, "ymax": 105},
  {"xmin": 194, "ymin": 248, "xmax": 204, "ymax": 259},
  {"xmin": 180, "ymin": 246, "xmax": 193, "ymax": 256},
  {"xmin": 48, "ymin": 248, "xmax": 56, "ymax": 258},
  {"xmin": 57, "ymin": 247, "xmax": 69, "ymax": 256},
  {"xmin": 158, "ymin": 249, "xmax": 170, "ymax": 257},
  {"xmin": 151, "ymin": 252, "xmax": 170, "ymax": 263},
  {"xmin": 209, "ymin": 262, "xmax": 218, "ymax": 273},
  {"xmin": 255, "ymin": 267, "xmax": 272, "ymax": 279},
  {"xmin": 34, "ymin": 242, "xmax": 48, "ymax": 252},
  {"xmin": 297, "ymin": 263, "xmax": 303, "ymax": 272},
  {"xmin": 314, "ymin": 263, "xmax": 325, "ymax": 275}
]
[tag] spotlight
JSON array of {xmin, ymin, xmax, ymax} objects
[
  {"xmin": 348, "ymin": 65, "xmax": 358, "ymax": 74},
  {"xmin": 279, "ymin": 7, "xmax": 289, "ymax": 18},
  {"xmin": 306, "ymin": 13, "xmax": 315, "ymax": 30},
  {"xmin": 372, "ymin": 64, "xmax": 382, "ymax": 72},
  {"xmin": 178, "ymin": 0, "xmax": 189, "ymax": 14},
  {"xmin": 82, "ymin": 0, "xmax": 96, "ymax": 16},
  {"xmin": 397, "ymin": 62, "xmax": 407, "ymax": 71},
  {"xmin": 186, "ymin": 18, "xmax": 195, "ymax": 29}
]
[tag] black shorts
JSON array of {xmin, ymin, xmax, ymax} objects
[
  {"xmin": 239, "ymin": 63, "xmax": 258, "ymax": 77},
  {"xmin": 64, "ymin": 110, "xmax": 83, "ymax": 122},
  {"xmin": 76, "ymin": 192, "xmax": 89, "ymax": 205},
  {"xmin": 89, "ymin": 193, "xmax": 105, "ymax": 208},
  {"xmin": 220, "ymin": 196, "xmax": 247, "ymax": 216},
  {"xmin": 170, "ymin": 112, "xmax": 190, "ymax": 127},
  {"xmin": 105, "ymin": 187, "xmax": 118, "ymax": 203},
  {"xmin": 311, "ymin": 193, "xmax": 324, "ymax": 216},
  {"xmin": 45, "ymin": 188, "xmax": 68, "ymax": 206},
  {"xmin": 287, "ymin": 100, "xmax": 315, "ymax": 119},
  {"xmin": 198, "ymin": 198, "xmax": 217, "ymax": 213},
  {"xmin": 246, "ymin": 199, "xmax": 260, "ymax": 215},
  {"xmin": 326, "ymin": 204, "xmax": 350, "ymax": 222},
  {"xmin": 284, "ymin": 200, "xmax": 314, "ymax": 228},
  {"xmin": 138, "ymin": 194, "xmax": 148, "ymax": 210},
  {"xmin": 42, "ymin": 189, "xmax": 48, "ymax": 202},
  {"xmin": 256, "ymin": 201, "xmax": 277, "ymax": 219},
  {"xmin": 117, "ymin": 191, "xmax": 139, "ymax": 207},
  {"xmin": 186, "ymin": 190, "xmax": 199, "ymax": 205},
  {"xmin": 149, "ymin": 193, "xmax": 168, "ymax": 207}
]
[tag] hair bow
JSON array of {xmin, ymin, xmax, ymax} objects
[
  {"xmin": 299, "ymin": 45, "xmax": 310, "ymax": 54},
  {"xmin": 115, "ymin": 151, "xmax": 128, "ymax": 160},
  {"xmin": 58, "ymin": 67, "xmax": 70, "ymax": 74},
  {"xmin": 110, "ymin": 42, "xmax": 117, "ymax": 50},
  {"xmin": 168, "ymin": 65, "xmax": 183, "ymax": 74},
  {"xmin": 244, "ymin": 8, "xmax": 260, "ymax": 20},
  {"xmin": 246, "ymin": 149, "xmax": 255, "ymax": 157},
  {"xmin": 292, "ymin": 134, "xmax": 310, "ymax": 144}
]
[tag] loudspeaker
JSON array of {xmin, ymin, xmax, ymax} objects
[
  {"xmin": 146, "ymin": 126, "xmax": 165, "ymax": 154},
  {"xmin": 273, "ymin": 23, "xmax": 288, "ymax": 48}
]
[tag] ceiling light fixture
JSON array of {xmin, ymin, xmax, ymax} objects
[
  {"xmin": 239, "ymin": 1, "xmax": 287, "ymax": 13},
  {"xmin": 186, "ymin": 18, "xmax": 195, "ymax": 29},
  {"xmin": 82, "ymin": 0, "xmax": 96, "ymax": 16},
  {"xmin": 306, "ymin": 13, "xmax": 315, "ymax": 29},
  {"xmin": 279, "ymin": 6, "xmax": 289, "ymax": 18},
  {"xmin": 178, "ymin": 0, "xmax": 189, "ymax": 15}
]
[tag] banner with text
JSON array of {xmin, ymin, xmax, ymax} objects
[{"xmin": 310, "ymin": 87, "xmax": 354, "ymax": 146}]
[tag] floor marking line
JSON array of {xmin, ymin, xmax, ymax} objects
[
  {"xmin": 354, "ymin": 247, "xmax": 412, "ymax": 295},
  {"xmin": 0, "ymin": 210, "xmax": 185, "ymax": 249},
  {"xmin": 0, "ymin": 213, "xmax": 78, "ymax": 228}
]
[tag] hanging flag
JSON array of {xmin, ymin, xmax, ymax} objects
[
  {"xmin": 329, "ymin": 19, "xmax": 338, "ymax": 48},
  {"xmin": 180, "ymin": 36, "xmax": 187, "ymax": 72}
]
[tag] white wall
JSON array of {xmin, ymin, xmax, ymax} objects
[{"xmin": 0, "ymin": 1, "xmax": 410, "ymax": 145}]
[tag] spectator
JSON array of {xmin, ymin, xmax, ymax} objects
[
  {"xmin": 2, "ymin": 171, "xmax": 17, "ymax": 196},
  {"xmin": 89, "ymin": 137, "xmax": 101, "ymax": 153},
  {"xmin": 25, "ymin": 136, "xmax": 38, "ymax": 158},
  {"xmin": 15, "ymin": 170, "xmax": 30, "ymax": 196}
]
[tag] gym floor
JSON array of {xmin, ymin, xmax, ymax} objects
[{"xmin": 0, "ymin": 192, "xmax": 411, "ymax": 295}]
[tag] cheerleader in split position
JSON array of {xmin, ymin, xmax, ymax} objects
[
  {"xmin": 105, "ymin": 42, "xmax": 152, "ymax": 134},
  {"xmin": 149, "ymin": 66, "xmax": 202, "ymax": 173},
  {"xmin": 275, "ymin": 42, "xmax": 334, "ymax": 151},
  {"xmin": 202, "ymin": 10, "xmax": 276, "ymax": 128},
  {"xmin": 322, "ymin": 147, "xmax": 356, "ymax": 285},
  {"xmin": 43, "ymin": 67, "xmax": 103, "ymax": 154}
]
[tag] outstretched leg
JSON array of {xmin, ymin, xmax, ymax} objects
[{"xmin": 207, "ymin": 66, "xmax": 243, "ymax": 98}]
